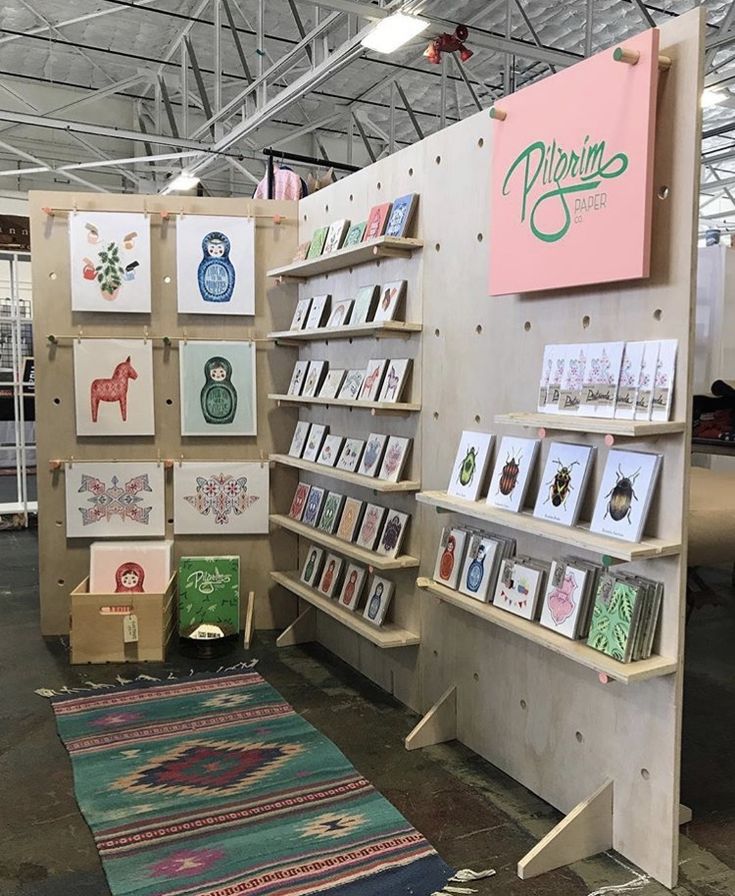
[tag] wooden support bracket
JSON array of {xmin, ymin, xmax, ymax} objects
[
  {"xmin": 679, "ymin": 804, "xmax": 693, "ymax": 825},
  {"xmin": 276, "ymin": 606, "xmax": 316, "ymax": 647},
  {"xmin": 243, "ymin": 590, "xmax": 255, "ymax": 650},
  {"xmin": 517, "ymin": 779, "xmax": 613, "ymax": 879},
  {"xmin": 404, "ymin": 686, "xmax": 457, "ymax": 751}
]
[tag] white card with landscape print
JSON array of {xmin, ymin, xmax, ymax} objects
[
  {"xmin": 288, "ymin": 421, "xmax": 311, "ymax": 457},
  {"xmin": 378, "ymin": 359, "xmax": 411, "ymax": 403},
  {"xmin": 358, "ymin": 433, "xmax": 388, "ymax": 477},
  {"xmin": 359, "ymin": 359, "xmax": 387, "ymax": 402},
  {"xmin": 337, "ymin": 563, "xmax": 367, "ymax": 610},
  {"xmin": 287, "ymin": 360, "xmax": 309, "ymax": 396},
  {"xmin": 373, "ymin": 280, "xmax": 406, "ymax": 323},
  {"xmin": 336, "ymin": 438, "xmax": 365, "ymax": 473},
  {"xmin": 376, "ymin": 510, "xmax": 409, "ymax": 559},
  {"xmin": 486, "ymin": 437, "xmax": 540, "ymax": 513},
  {"xmin": 447, "ymin": 431, "xmax": 494, "ymax": 501},
  {"xmin": 73, "ymin": 338, "xmax": 154, "ymax": 436},
  {"xmin": 378, "ymin": 436, "xmax": 411, "ymax": 482},
  {"xmin": 69, "ymin": 211, "xmax": 151, "ymax": 313},
  {"xmin": 351, "ymin": 285, "xmax": 379, "ymax": 325},
  {"xmin": 65, "ymin": 461, "xmax": 165, "ymax": 538},
  {"xmin": 305, "ymin": 294, "xmax": 330, "ymax": 329},
  {"xmin": 590, "ymin": 448, "xmax": 662, "ymax": 542},
  {"xmin": 318, "ymin": 369, "xmax": 345, "ymax": 400},
  {"xmin": 179, "ymin": 340, "xmax": 257, "ymax": 437},
  {"xmin": 302, "ymin": 423, "xmax": 328, "ymax": 462},
  {"xmin": 289, "ymin": 297, "xmax": 312, "ymax": 331},
  {"xmin": 317, "ymin": 434, "xmax": 344, "ymax": 467},
  {"xmin": 301, "ymin": 360, "xmax": 327, "ymax": 398},
  {"xmin": 176, "ymin": 215, "xmax": 255, "ymax": 315},
  {"xmin": 326, "ymin": 299, "xmax": 352, "ymax": 328},
  {"xmin": 533, "ymin": 442, "xmax": 594, "ymax": 527},
  {"xmin": 338, "ymin": 369, "xmax": 364, "ymax": 401},
  {"xmin": 173, "ymin": 461, "xmax": 268, "ymax": 534}
]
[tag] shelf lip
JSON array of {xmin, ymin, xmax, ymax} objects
[
  {"xmin": 267, "ymin": 321, "xmax": 423, "ymax": 342},
  {"xmin": 270, "ymin": 453, "xmax": 421, "ymax": 493},
  {"xmin": 494, "ymin": 412, "xmax": 687, "ymax": 437},
  {"xmin": 272, "ymin": 571, "xmax": 420, "ymax": 648},
  {"xmin": 417, "ymin": 578, "xmax": 677, "ymax": 684},
  {"xmin": 415, "ymin": 491, "xmax": 681, "ymax": 562},
  {"xmin": 269, "ymin": 394, "xmax": 421, "ymax": 414},
  {"xmin": 266, "ymin": 236, "xmax": 424, "ymax": 280},
  {"xmin": 270, "ymin": 513, "xmax": 420, "ymax": 570}
]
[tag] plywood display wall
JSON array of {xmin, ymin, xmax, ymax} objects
[
  {"xmin": 284, "ymin": 10, "xmax": 702, "ymax": 887},
  {"xmin": 30, "ymin": 193, "xmax": 299, "ymax": 636}
]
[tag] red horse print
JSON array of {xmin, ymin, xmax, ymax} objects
[{"xmin": 90, "ymin": 356, "xmax": 138, "ymax": 423}]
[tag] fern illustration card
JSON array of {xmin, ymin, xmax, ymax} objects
[
  {"xmin": 486, "ymin": 436, "xmax": 540, "ymax": 513},
  {"xmin": 447, "ymin": 431, "xmax": 494, "ymax": 501},
  {"xmin": 178, "ymin": 556, "xmax": 240, "ymax": 638},
  {"xmin": 587, "ymin": 576, "xmax": 644, "ymax": 662},
  {"xmin": 532, "ymin": 442, "xmax": 594, "ymax": 527},
  {"xmin": 173, "ymin": 461, "xmax": 268, "ymax": 534},
  {"xmin": 73, "ymin": 338, "xmax": 154, "ymax": 437},
  {"xmin": 590, "ymin": 448, "xmax": 662, "ymax": 542},
  {"xmin": 176, "ymin": 215, "xmax": 255, "ymax": 316},
  {"xmin": 69, "ymin": 211, "xmax": 151, "ymax": 313}
]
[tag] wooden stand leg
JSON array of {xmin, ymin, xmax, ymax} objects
[
  {"xmin": 243, "ymin": 591, "xmax": 255, "ymax": 650},
  {"xmin": 517, "ymin": 780, "xmax": 613, "ymax": 879},
  {"xmin": 404, "ymin": 686, "xmax": 456, "ymax": 751},
  {"xmin": 679, "ymin": 804, "xmax": 693, "ymax": 825},
  {"xmin": 276, "ymin": 606, "xmax": 316, "ymax": 647}
]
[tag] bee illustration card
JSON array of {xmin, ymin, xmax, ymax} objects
[
  {"xmin": 305, "ymin": 294, "xmax": 331, "ymax": 329},
  {"xmin": 287, "ymin": 360, "xmax": 309, "ymax": 396},
  {"xmin": 385, "ymin": 194, "xmax": 418, "ymax": 238},
  {"xmin": 288, "ymin": 482, "xmax": 311, "ymax": 521},
  {"xmin": 176, "ymin": 215, "xmax": 255, "ymax": 315},
  {"xmin": 351, "ymin": 285, "xmax": 379, "ymax": 325},
  {"xmin": 355, "ymin": 503, "xmax": 387, "ymax": 551},
  {"xmin": 458, "ymin": 534, "xmax": 502, "ymax": 603},
  {"xmin": 363, "ymin": 575, "xmax": 394, "ymax": 626},
  {"xmin": 317, "ymin": 492, "xmax": 344, "ymax": 534},
  {"xmin": 378, "ymin": 359, "xmax": 411, "ymax": 403},
  {"xmin": 288, "ymin": 421, "xmax": 311, "ymax": 458},
  {"xmin": 373, "ymin": 281, "xmax": 407, "ymax": 323},
  {"xmin": 364, "ymin": 203, "xmax": 392, "ymax": 241},
  {"xmin": 316, "ymin": 434, "xmax": 344, "ymax": 467},
  {"xmin": 614, "ymin": 341, "xmax": 646, "ymax": 420},
  {"xmin": 336, "ymin": 497, "xmax": 364, "ymax": 542},
  {"xmin": 579, "ymin": 341, "xmax": 625, "ymax": 418},
  {"xmin": 486, "ymin": 436, "xmax": 540, "ymax": 513},
  {"xmin": 301, "ymin": 360, "xmax": 327, "ymax": 398},
  {"xmin": 73, "ymin": 338, "xmax": 154, "ymax": 437},
  {"xmin": 302, "ymin": 423, "xmax": 328, "ymax": 462},
  {"xmin": 179, "ymin": 340, "xmax": 257, "ymax": 436},
  {"xmin": 376, "ymin": 510, "xmax": 409, "ymax": 559},
  {"xmin": 317, "ymin": 553, "xmax": 344, "ymax": 598},
  {"xmin": 447, "ymin": 431, "xmax": 494, "ymax": 501},
  {"xmin": 433, "ymin": 527, "xmax": 468, "ymax": 590},
  {"xmin": 377, "ymin": 436, "xmax": 411, "ymax": 482},
  {"xmin": 338, "ymin": 369, "xmax": 365, "ymax": 401},
  {"xmin": 326, "ymin": 299, "xmax": 353, "ymax": 328},
  {"xmin": 301, "ymin": 486, "xmax": 326, "ymax": 527},
  {"xmin": 343, "ymin": 221, "xmax": 366, "ymax": 248},
  {"xmin": 323, "ymin": 219, "xmax": 350, "ymax": 254},
  {"xmin": 336, "ymin": 438, "xmax": 365, "ymax": 473},
  {"xmin": 89, "ymin": 540, "xmax": 173, "ymax": 594},
  {"xmin": 318, "ymin": 369, "xmax": 346, "ymax": 400},
  {"xmin": 173, "ymin": 461, "xmax": 268, "ymax": 535},
  {"xmin": 300, "ymin": 546, "xmax": 324, "ymax": 587},
  {"xmin": 337, "ymin": 563, "xmax": 367, "ymax": 610},
  {"xmin": 590, "ymin": 449, "xmax": 662, "ymax": 542},
  {"xmin": 359, "ymin": 359, "xmax": 387, "ymax": 402},
  {"xmin": 492, "ymin": 558, "xmax": 546, "ymax": 621},
  {"xmin": 306, "ymin": 227, "xmax": 328, "ymax": 259},
  {"xmin": 289, "ymin": 297, "xmax": 312, "ymax": 331},
  {"xmin": 69, "ymin": 211, "xmax": 151, "ymax": 313},
  {"xmin": 357, "ymin": 433, "xmax": 388, "ymax": 477},
  {"xmin": 532, "ymin": 442, "xmax": 594, "ymax": 527}
]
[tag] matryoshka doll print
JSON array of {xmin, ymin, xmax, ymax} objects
[
  {"xmin": 367, "ymin": 582, "xmax": 383, "ymax": 620},
  {"xmin": 439, "ymin": 536, "xmax": 456, "ymax": 582},
  {"xmin": 115, "ymin": 561, "xmax": 145, "ymax": 593},
  {"xmin": 200, "ymin": 356, "xmax": 237, "ymax": 424},
  {"xmin": 465, "ymin": 544, "xmax": 485, "ymax": 593},
  {"xmin": 321, "ymin": 560, "xmax": 335, "ymax": 594},
  {"xmin": 342, "ymin": 570, "xmax": 358, "ymax": 606},
  {"xmin": 198, "ymin": 231, "xmax": 235, "ymax": 303},
  {"xmin": 304, "ymin": 550, "xmax": 317, "ymax": 583}
]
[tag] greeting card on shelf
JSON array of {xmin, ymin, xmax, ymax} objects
[
  {"xmin": 323, "ymin": 219, "xmax": 350, "ymax": 254},
  {"xmin": 360, "ymin": 359, "xmax": 387, "ymax": 402},
  {"xmin": 302, "ymin": 360, "xmax": 327, "ymax": 398},
  {"xmin": 336, "ymin": 438, "xmax": 365, "ymax": 473},
  {"xmin": 377, "ymin": 436, "xmax": 411, "ymax": 482},
  {"xmin": 302, "ymin": 424, "xmax": 328, "ymax": 462},
  {"xmin": 614, "ymin": 341, "xmax": 646, "ymax": 420},
  {"xmin": 344, "ymin": 222, "xmax": 366, "ymax": 247},
  {"xmin": 338, "ymin": 369, "xmax": 365, "ymax": 401},
  {"xmin": 301, "ymin": 546, "xmax": 324, "ymax": 587},
  {"xmin": 317, "ymin": 434, "xmax": 344, "ymax": 467},
  {"xmin": 302, "ymin": 486, "xmax": 326, "ymax": 527},
  {"xmin": 288, "ymin": 482, "xmax": 311, "ymax": 521},
  {"xmin": 358, "ymin": 433, "xmax": 388, "ymax": 477},
  {"xmin": 378, "ymin": 359, "xmax": 411, "ymax": 403},
  {"xmin": 532, "ymin": 442, "xmax": 595, "ymax": 527},
  {"xmin": 458, "ymin": 534, "xmax": 503, "ymax": 603},
  {"xmin": 338, "ymin": 563, "xmax": 367, "ymax": 610},
  {"xmin": 557, "ymin": 343, "xmax": 588, "ymax": 415},
  {"xmin": 363, "ymin": 575, "xmax": 394, "ymax": 626},
  {"xmin": 433, "ymin": 527, "xmax": 468, "ymax": 591},
  {"xmin": 294, "ymin": 241, "xmax": 311, "ymax": 262},
  {"xmin": 486, "ymin": 436, "xmax": 540, "ymax": 513},
  {"xmin": 579, "ymin": 341, "xmax": 625, "ymax": 418},
  {"xmin": 351, "ymin": 285, "xmax": 379, "ymax": 325},
  {"xmin": 538, "ymin": 345, "xmax": 555, "ymax": 412},
  {"xmin": 539, "ymin": 558, "xmax": 596, "ymax": 639},
  {"xmin": 326, "ymin": 299, "xmax": 353, "ymax": 328},
  {"xmin": 305, "ymin": 294, "xmax": 331, "ymax": 329},
  {"xmin": 652, "ymin": 339, "xmax": 678, "ymax": 422},
  {"xmin": 544, "ymin": 345, "xmax": 567, "ymax": 413},
  {"xmin": 317, "ymin": 492, "xmax": 345, "ymax": 535},
  {"xmin": 373, "ymin": 281, "xmax": 407, "ymax": 323},
  {"xmin": 306, "ymin": 227, "xmax": 328, "ymax": 259},
  {"xmin": 336, "ymin": 498, "xmax": 364, "ymax": 542},
  {"xmin": 634, "ymin": 340, "xmax": 659, "ymax": 420},
  {"xmin": 376, "ymin": 511, "xmax": 409, "ymax": 559},
  {"xmin": 587, "ymin": 575, "xmax": 645, "ymax": 662},
  {"xmin": 319, "ymin": 370, "xmax": 346, "ymax": 400},
  {"xmin": 288, "ymin": 421, "xmax": 311, "ymax": 457},
  {"xmin": 355, "ymin": 503, "xmax": 387, "ymax": 550},
  {"xmin": 173, "ymin": 462, "xmax": 269, "ymax": 535},
  {"xmin": 447, "ymin": 431, "xmax": 494, "ymax": 501},
  {"xmin": 290, "ymin": 298, "xmax": 312, "ymax": 331},
  {"xmin": 492, "ymin": 557, "xmax": 548, "ymax": 620},
  {"xmin": 318, "ymin": 553, "xmax": 344, "ymax": 598},
  {"xmin": 385, "ymin": 194, "xmax": 418, "ymax": 238},
  {"xmin": 364, "ymin": 203, "xmax": 392, "ymax": 240},
  {"xmin": 287, "ymin": 360, "xmax": 309, "ymax": 396},
  {"xmin": 89, "ymin": 540, "xmax": 174, "ymax": 594},
  {"xmin": 180, "ymin": 341, "xmax": 257, "ymax": 437},
  {"xmin": 590, "ymin": 448, "xmax": 662, "ymax": 542}
]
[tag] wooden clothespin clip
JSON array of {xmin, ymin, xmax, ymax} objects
[
  {"xmin": 68, "ymin": 455, "xmax": 74, "ymax": 468},
  {"xmin": 162, "ymin": 335, "xmax": 172, "ymax": 347},
  {"xmin": 182, "ymin": 328, "xmax": 188, "ymax": 345},
  {"xmin": 41, "ymin": 207, "xmax": 54, "ymax": 218},
  {"xmin": 143, "ymin": 326, "xmax": 149, "ymax": 345},
  {"xmin": 48, "ymin": 459, "xmax": 63, "ymax": 471},
  {"xmin": 160, "ymin": 210, "xmax": 170, "ymax": 221},
  {"xmin": 164, "ymin": 458, "xmax": 174, "ymax": 470},
  {"xmin": 490, "ymin": 106, "xmax": 507, "ymax": 121},
  {"xmin": 273, "ymin": 214, "xmax": 283, "ymax": 225},
  {"xmin": 77, "ymin": 327, "xmax": 84, "ymax": 343},
  {"xmin": 179, "ymin": 454, "xmax": 184, "ymax": 467}
]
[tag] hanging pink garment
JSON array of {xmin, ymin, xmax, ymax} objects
[{"xmin": 253, "ymin": 165, "xmax": 303, "ymax": 200}]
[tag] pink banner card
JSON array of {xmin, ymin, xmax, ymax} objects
[{"xmin": 489, "ymin": 27, "xmax": 660, "ymax": 296}]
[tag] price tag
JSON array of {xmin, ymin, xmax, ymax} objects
[{"xmin": 123, "ymin": 613, "xmax": 139, "ymax": 643}]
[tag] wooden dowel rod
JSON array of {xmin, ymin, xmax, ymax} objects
[
  {"xmin": 41, "ymin": 207, "xmax": 292, "ymax": 222},
  {"xmin": 46, "ymin": 334, "xmax": 267, "ymax": 345},
  {"xmin": 613, "ymin": 46, "xmax": 673, "ymax": 71},
  {"xmin": 490, "ymin": 107, "xmax": 507, "ymax": 121}
]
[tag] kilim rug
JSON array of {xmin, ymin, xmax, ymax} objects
[{"xmin": 51, "ymin": 669, "xmax": 453, "ymax": 896}]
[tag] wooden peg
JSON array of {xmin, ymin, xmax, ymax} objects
[
  {"xmin": 598, "ymin": 673, "xmax": 613, "ymax": 685},
  {"xmin": 272, "ymin": 214, "xmax": 283, "ymax": 225},
  {"xmin": 613, "ymin": 46, "xmax": 640, "ymax": 65},
  {"xmin": 48, "ymin": 459, "xmax": 63, "ymax": 471},
  {"xmin": 41, "ymin": 207, "xmax": 54, "ymax": 217},
  {"xmin": 604, "ymin": 433, "xmax": 615, "ymax": 447},
  {"xmin": 179, "ymin": 454, "xmax": 184, "ymax": 467},
  {"xmin": 658, "ymin": 54, "xmax": 672, "ymax": 71},
  {"xmin": 77, "ymin": 328, "xmax": 84, "ymax": 343},
  {"xmin": 160, "ymin": 210, "xmax": 170, "ymax": 220},
  {"xmin": 143, "ymin": 326, "xmax": 149, "ymax": 344},
  {"xmin": 490, "ymin": 106, "xmax": 507, "ymax": 121},
  {"xmin": 47, "ymin": 334, "xmax": 58, "ymax": 345},
  {"xmin": 164, "ymin": 458, "xmax": 174, "ymax": 470},
  {"xmin": 537, "ymin": 427, "xmax": 547, "ymax": 439}
]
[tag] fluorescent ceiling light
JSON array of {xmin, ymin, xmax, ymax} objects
[
  {"xmin": 702, "ymin": 88, "xmax": 726, "ymax": 109},
  {"xmin": 162, "ymin": 171, "xmax": 200, "ymax": 194},
  {"xmin": 361, "ymin": 12, "xmax": 429, "ymax": 54}
]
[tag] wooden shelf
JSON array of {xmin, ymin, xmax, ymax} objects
[
  {"xmin": 494, "ymin": 412, "xmax": 687, "ymax": 438},
  {"xmin": 267, "ymin": 236, "xmax": 423, "ymax": 281},
  {"xmin": 417, "ymin": 578, "xmax": 677, "ymax": 685},
  {"xmin": 691, "ymin": 437, "xmax": 735, "ymax": 457},
  {"xmin": 268, "ymin": 321, "xmax": 422, "ymax": 343},
  {"xmin": 270, "ymin": 453, "xmax": 420, "ymax": 493},
  {"xmin": 270, "ymin": 513, "xmax": 420, "ymax": 570},
  {"xmin": 269, "ymin": 393, "xmax": 420, "ymax": 415},
  {"xmin": 416, "ymin": 491, "xmax": 681, "ymax": 562},
  {"xmin": 272, "ymin": 571, "xmax": 420, "ymax": 649}
]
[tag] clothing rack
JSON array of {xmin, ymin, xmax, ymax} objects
[{"xmin": 262, "ymin": 148, "xmax": 360, "ymax": 200}]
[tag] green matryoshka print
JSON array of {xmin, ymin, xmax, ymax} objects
[{"xmin": 201, "ymin": 356, "xmax": 237, "ymax": 424}]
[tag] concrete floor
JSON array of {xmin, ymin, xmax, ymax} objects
[{"xmin": 1, "ymin": 529, "xmax": 735, "ymax": 896}]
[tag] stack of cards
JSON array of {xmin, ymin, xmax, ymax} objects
[
  {"xmin": 586, "ymin": 571, "xmax": 663, "ymax": 663},
  {"xmin": 539, "ymin": 556, "xmax": 603, "ymax": 639},
  {"xmin": 492, "ymin": 556, "xmax": 550, "ymax": 621}
]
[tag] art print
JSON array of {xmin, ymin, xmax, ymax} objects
[
  {"xmin": 343, "ymin": 222, "xmax": 366, "ymax": 247},
  {"xmin": 305, "ymin": 295, "xmax": 330, "ymax": 329},
  {"xmin": 306, "ymin": 227, "xmax": 328, "ymax": 259},
  {"xmin": 557, "ymin": 343, "xmax": 588, "ymax": 414},
  {"xmin": 326, "ymin": 299, "xmax": 353, "ymax": 328},
  {"xmin": 288, "ymin": 360, "xmax": 309, "ymax": 396},
  {"xmin": 540, "ymin": 560, "xmax": 590, "ymax": 639},
  {"xmin": 373, "ymin": 281, "xmax": 406, "ymax": 323},
  {"xmin": 363, "ymin": 575, "xmax": 394, "ymax": 626},
  {"xmin": 377, "ymin": 436, "xmax": 411, "ymax": 482},
  {"xmin": 338, "ymin": 563, "xmax": 367, "ymax": 610},
  {"xmin": 336, "ymin": 497, "xmax": 363, "ymax": 541},
  {"xmin": 364, "ymin": 203, "xmax": 392, "ymax": 241},
  {"xmin": 288, "ymin": 482, "xmax": 311, "ymax": 521},
  {"xmin": 176, "ymin": 215, "xmax": 255, "ymax": 315},
  {"xmin": 317, "ymin": 434, "xmax": 344, "ymax": 467},
  {"xmin": 376, "ymin": 510, "xmax": 409, "ymax": 558},
  {"xmin": 458, "ymin": 535, "xmax": 501, "ymax": 602},
  {"xmin": 178, "ymin": 556, "xmax": 240, "ymax": 638},
  {"xmin": 317, "ymin": 493, "xmax": 344, "ymax": 534},
  {"xmin": 433, "ymin": 527, "xmax": 468, "ymax": 590},
  {"xmin": 336, "ymin": 438, "xmax": 365, "ymax": 473},
  {"xmin": 73, "ymin": 338, "xmax": 154, "ymax": 437},
  {"xmin": 359, "ymin": 359, "xmax": 387, "ymax": 402},
  {"xmin": 579, "ymin": 342, "xmax": 625, "ymax": 418},
  {"xmin": 318, "ymin": 553, "xmax": 344, "ymax": 598},
  {"xmin": 590, "ymin": 448, "xmax": 662, "ymax": 542},
  {"xmin": 173, "ymin": 461, "xmax": 269, "ymax": 534},
  {"xmin": 634, "ymin": 341, "xmax": 659, "ymax": 420},
  {"xmin": 301, "ymin": 360, "xmax": 327, "ymax": 398},
  {"xmin": 385, "ymin": 194, "xmax": 418, "ymax": 238},
  {"xmin": 290, "ymin": 298, "xmax": 312, "ymax": 331},
  {"xmin": 351, "ymin": 285, "xmax": 379, "ymax": 325},
  {"xmin": 65, "ymin": 461, "xmax": 165, "ymax": 538},
  {"xmin": 302, "ymin": 424, "xmax": 327, "ymax": 462},
  {"xmin": 179, "ymin": 341, "xmax": 257, "ymax": 436},
  {"xmin": 338, "ymin": 369, "xmax": 365, "ymax": 401},
  {"xmin": 378, "ymin": 359, "xmax": 411, "ymax": 403},
  {"xmin": 323, "ymin": 220, "xmax": 349, "ymax": 254},
  {"xmin": 318, "ymin": 369, "xmax": 346, "ymax": 400},
  {"xmin": 357, "ymin": 433, "xmax": 387, "ymax": 477},
  {"xmin": 651, "ymin": 339, "xmax": 677, "ymax": 422},
  {"xmin": 355, "ymin": 503, "xmax": 386, "ymax": 550},
  {"xmin": 302, "ymin": 486, "xmax": 325, "ymax": 526},
  {"xmin": 69, "ymin": 211, "xmax": 151, "ymax": 313},
  {"xmin": 486, "ymin": 436, "xmax": 540, "ymax": 513},
  {"xmin": 447, "ymin": 431, "xmax": 494, "ymax": 501},
  {"xmin": 288, "ymin": 421, "xmax": 311, "ymax": 457},
  {"xmin": 614, "ymin": 341, "xmax": 646, "ymax": 420},
  {"xmin": 301, "ymin": 546, "xmax": 324, "ymax": 586},
  {"xmin": 532, "ymin": 442, "xmax": 594, "ymax": 527},
  {"xmin": 89, "ymin": 540, "xmax": 173, "ymax": 593}
]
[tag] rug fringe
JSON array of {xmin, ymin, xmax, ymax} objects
[{"xmin": 431, "ymin": 868, "xmax": 496, "ymax": 896}]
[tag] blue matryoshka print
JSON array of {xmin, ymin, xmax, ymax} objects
[{"xmin": 198, "ymin": 231, "xmax": 235, "ymax": 303}]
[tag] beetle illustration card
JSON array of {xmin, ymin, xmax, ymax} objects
[
  {"xmin": 351, "ymin": 285, "xmax": 379, "ymax": 325},
  {"xmin": 651, "ymin": 339, "xmax": 678, "ymax": 422},
  {"xmin": 300, "ymin": 546, "xmax": 324, "ymax": 587},
  {"xmin": 357, "ymin": 433, "xmax": 388, "ymax": 477},
  {"xmin": 288, "ymin": 421, "xmax": 311, "ymax": 457},
  {"xmin": 532, "ymin": 442, "xmax": 594, "ymax": 527},
  {"xmin": 359, "ymin": 359, "xmax": 387, "ymax": 402},
  {"xmin": 69, "ymin": 211, "xmax": 151, "ymax": 313},
  {"xmin": 305, "ymin": 294, "xmax": 331, "ymax": 329},
  {"xmin": 173, "ymin": 461, "xmax": 268, "ymax": 534},
  {"xmin": 373, "ymin": 280, "xmax": 407, "ymax": 323},
  {"xmin": 363, "ymin": 574, "xmax": 394, "ymax": 626},
  {"xmin": 179, "ymin": 340, "xmax": 257, "ymax": 436},
  {"xmin": 89, "ymin": 539, "xmax": 173, "ymax": 594},
  {"xmin": 301, "ymin": 486, "xmax": 326, "ymax": 527},
  {"xmin": 177, "ymin": 215, "xmax": 255, "ymax": 316},
  {"xmin": 65, "ymin": 461, "xmax": 165, "ymax": 538},
  {"xmin": 336, "ymin": 438, "xmax": 365, "ymax": 473},
  {"xmin": 288, "ymin": 482, "xmax": 311, "ymax": 521},
  {"xmin": 289, "ymin": 297, "xmax": 312, "ymax": 331},
  {"xmin": 458, "ymin": 534, "xmax": 503, "ymax": 603},
  {"xmin": 355, "ymin": 503, "xmax": 387, "ymax": 551},
  {"xmin": 301, "ymin": 360, "xmax": 327, "ymax": 398},
  {"xmin": 73, "ymin": 338, "xmax": 154, "ymax": 437},
  {"xmin": 317, "ymin": 553, "xmax": 344, "ymax": 598},
  {"xmin": 377, "ymin": 436, "xmax": 411, "ymax": 482},
  {"xmin": 323, "ymin": 219, "xmax": 350, "ymax": 254},
  {"xmin": 317, "ymin": 492, "xmax": 344, "ymax": 535},
  {"xmin": 318, "ymin": 369, "xmax": 346, "ymax": 400},
  {"xmin": 378, "ymin": 358, "xmax": 411, "ymax": 403},
  {"xmin": 326, "ymin": 299, "xmax": 353, "ymax": 328},
  {"xmin": 337, "ymin": 562, "xmax": 367, "ymax": 610},
  {"xmin": 590, "ymin": 448, "xmax": 662, "ymax": 542},
  {"xmin": 447, "ymin": 431, "xmax": 494, "ymax": 501},
  {"xmin": 579, "ymin": 341, "xmax": 625, "ymax": 418},
  {"xmin": 316, "ymin": 434, "xmax": 344, "ymax": 467},
  {"xmin": 433, "ymin": 526, "xmax": 468, "ymax": 590},
  {"xmin": 338, "ymin": 369, "xmax": 365, "ymax": 401},
  {"xmin": 302, "ymin": 423, "xmax": 328, "ymax": 462},
  {"xmin": 486, "ymin": 437, "xmax": 540, "ymax": 513},
  {"xmin": 287, "ymin": 360, "xmax": 310, "ymax": 396},
  {"xmin": 614, "ymin": 341, "xmax": 646, "ymax": 420},
  {"xmin": 336, "ymin": 497, "xmax": 364, "ymax": 542},
  {"xmin": 376, "ymin": 510, "xmax": 409, "ymax": 559}
]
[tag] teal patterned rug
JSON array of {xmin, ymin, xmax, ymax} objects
[{"xmin": 51, "ymin": 669, "xmax": 452, "ymax": 896}]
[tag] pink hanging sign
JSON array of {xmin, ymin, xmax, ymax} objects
[{"xmin": 489, "ymin": 28, "xmax": 660, "ymax": 296}]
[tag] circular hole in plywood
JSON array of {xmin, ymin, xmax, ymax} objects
[
  {"xmin": 524, "ymin": 321, "xmax": 532, "ymax": 332},
  {"xmin": 582, "ymin": 315, "xmax": 591, "ymax": 329},
  {"xmin": 654, "ymin": 308, "xmax": 663, "ymax": 321},
  {"xmin": 165, "ymin": 398, "xmax": 173, "ymax": 406},
  {"xmin": 474, "ymin": 414, "xmax": 481, "ymax": 424},
  {"xmin": 377, "ymin": 181, "xmax": 381, "ymax": 190},
  {"xmin": 408, "ymin": 167, "xmax": 414, "ymax": 176},
  {"xmin": 49, "ymin": 272, "xmax": 57, "ymax": 280},
  {"xmin": 435, "ymin": 242, "xmax": 441, "ymax": 252},
  {"xmin": 478, "ymin": 137, "xmax": 485, "ymax": 148},
  {"xmin": 658, "ymin": 185, "xmax": 670, "ymax": 200},
  {"xmin": 57, "ymin": 578, "xmax": 64, "ymax": 586},
  {"xmin": 476, "ymin": 324, "xmax": 482, "ymax": 335},
  {"xmin": 477, "ymin": 232, "xmax": 483, "ymax": 242},
  {"xmin": 435, "ymin": 155, "xmax": 441, "ymax": 165},
  {"xmin": 575, "ymin": 731, "xmax": 584, "ymax": 743},
  {"xmin": 55, "ymin": 520, "xmax": 63, "ymax": 527},
  {"xmin": 433, "ymin": 411, "xmax": 439, "ymax": 421},
  {"xmin": 303, "ymin": 214, "xmax": 307, "ymax": 221},
  {"xmin": 53, "ymin": 397, "xmax": 61, "ymax": 405},
  {"xmin": 520, "ymin": 699, "xmax": 527, "ymax": 710},
  {"xmin": 349, "ymin": 193, "xmax": 353, "ymax": 201},
  {"xmin": 473, "ymin": 672, "xmax": 479, "ymax": 682},
  {"xmin": 163, "ymin": 275, "xmax": 172, "ymax": 284},
  {"xmin": 325, "ymin": 204, "xmax": 329, "ymax": 213},
  {"xmin": 433, "ymin": 649, "xmax": 438, "ymax": 657},
  {"xmin": 434, "ymin": 328, "xmax": 440, "ymax": 337},
  {"xmin": 641, "ymin": 768, "xmax": 650, "ymax": 781},
  {"xmin": 167, "ymin": 518, "xmax": 174, "ymax": 524}
]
